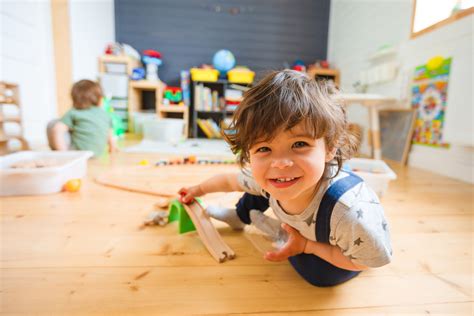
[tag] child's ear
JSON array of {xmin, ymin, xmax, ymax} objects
[{"xmin": 325, "ymin": 147, "xmax": 337, "ymax": 162}]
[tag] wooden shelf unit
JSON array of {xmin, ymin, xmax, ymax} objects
[
  {"xmin": 0, "ymin": 82, "xmax": 28, "ymax": 154},
  {"xmin": 98, "ymin": 55, "xmax": 140, "ymax": 75},
  {"xmin": 307, "ymin": 68, "xmax": 340, "ymax": 86},
  {"xmin": 98, "ymin": 54, "xmax": 141, "ymax": 132},
  {"xmin": 191, "ymin": 79, "xmax": 250, "ymax": 139},
  {"xmin": 128, "ymin": 80, "xmax": 189, "ymax": 139}
]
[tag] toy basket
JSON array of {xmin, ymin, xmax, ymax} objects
[
  {"xmin": 190, "ymin": 68, "xmax": 219, "ymax": 82},
  {"xmin": 227, "ymin": 68, "xmax": 255, "ymax": 84},
  {"xmin": 0, "ymin": 151, "xmax": 93, "ymax": 196}
]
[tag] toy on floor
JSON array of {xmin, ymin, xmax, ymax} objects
[
  {"xmin": 180, "ymin": 197, "xmax": 235, "ymax": 263},
  {"xmin": 145, "ymin": 197, "xmax": 235, "ymax": 263},
  {"xmin": 63, "ymin": 179, "xmax": 81, "ymax": 192},
  {"xmin": 154, "ymin": 156, "xmax": 235, "ymax": 166}
]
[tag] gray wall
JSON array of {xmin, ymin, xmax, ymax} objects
[{"xmin": 115, "ymin": 0, "xmax": 330, "ymax": 86}]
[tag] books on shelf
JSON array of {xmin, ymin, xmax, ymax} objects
[
  {"xmin": 194, "ymin": 83, "xmax": 222, "ymax": 112},
  {"xmin": 196, "ymin": 118, "xmax": 222, "ymax": 139}
]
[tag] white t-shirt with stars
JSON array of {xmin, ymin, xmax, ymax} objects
[{"xmin": 238, "ymin": 168, "xmax": 392, "ymax": 268}]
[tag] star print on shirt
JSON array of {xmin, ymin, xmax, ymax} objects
[
  {"xmin": 382, "ymin": 222, "xmax": 388, "ymax": 231},
  {"xmin": 356, "ymin": 209, "xmax": 364, "ymax": 219},
  {"xmin": 354, "ymin": 237, "xmax": 364, "ymax": 246},
  {"xmin": 243, "ymin": 179, "xmax": 250, "ymax": 189}
]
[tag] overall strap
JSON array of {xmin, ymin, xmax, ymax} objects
[{"xmin": 315, "ymin": 172, "xmax": 363, "ymax": 243}]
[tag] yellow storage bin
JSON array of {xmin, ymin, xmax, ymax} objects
[
  {"xmin": 190, "ymin": 68, "xmax": 219, "ymax": 82},
  {"xmin": 227, "ymin": 67, "xmax": 255, "ymax": 84}
]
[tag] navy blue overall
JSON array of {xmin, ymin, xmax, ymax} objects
[{"xmin": 236, "ymin": 172, "xmax": 363, "ymax": 287}]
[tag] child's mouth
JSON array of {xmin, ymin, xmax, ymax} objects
[{"xmin": 268, "ymin": 177, "xmax": 300, "ymax": 188}]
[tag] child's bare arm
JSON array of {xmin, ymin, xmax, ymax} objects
[
  {"xmin": 264, "ymin": 223, "xmax": 368, "ymax": 271},
  {"xmin": 179, "ymin": 173, "xmax": 242, "ymax": 203},
  {"xmin": 303, "ymin": 240, "xmax": 369, "ymax": 271},
  {"xmin": 108, "ymin": 130, "xmax": 117, "ymax": 153},
  {"xmin": 52, "ymin": 121, "xmax": 70, "ymax": 151}
]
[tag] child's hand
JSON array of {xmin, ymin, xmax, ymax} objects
[
  {"xmin": 264, "ymin": 223, "xmax": 307, "ymax": 262},
  {"xmin": 178, "ymin": 185, "xmax": 204, "ymax": 204}
]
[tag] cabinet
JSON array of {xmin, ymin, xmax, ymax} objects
[
  {"xmin": 0, "ymin": 82, "xmax": 28, "ymax": 154},
  {"xmin": 307, "ymin": 68, "xmax": 340, "ymax": 86},
  {"xmin": 191, "ymin": 79, "xmax": 249, "ymax": 138},
  {"xmin": 129, "ymin": 80, "xmax": 189, "ymax": 139},
  {"xmin": 98, "ymin": 55, "xmax": 140, "ymax": 131}
]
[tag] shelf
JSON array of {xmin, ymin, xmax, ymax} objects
[
  {"xmin": 159, "ymin": 106, "xmax": 188, "ymax": 113},
  {"xmin": 130, "ymin": 80, "xmax": 164, "ymax": 90},
  {"xmin": 368, "ymin": 47, "xmax": 397, "ymax": 62},
  {"xmin": 0, "ymin": 117, "xmax": 21, "ymax": 123}
]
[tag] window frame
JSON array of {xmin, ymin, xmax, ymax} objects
[{"xmin": 410, "ymin": 0, "xmax": 474, "ymax": 38}]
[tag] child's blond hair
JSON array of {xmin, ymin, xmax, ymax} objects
[
  {"xmin": 224, "ymin": 70, "xmax": 359, "ymax": 178},
  {"xmin": 71, "ymin": 80, "xmax": 103, "ymax": 109}
]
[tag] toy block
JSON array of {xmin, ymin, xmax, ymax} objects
[{"xmin": 168, "ymin": 198, "xmax": 201, "ymax": 234}]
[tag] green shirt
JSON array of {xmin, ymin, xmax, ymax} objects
[{"xmin": 61, "ymin": 106, "xmax": 111, "ymax": 157}]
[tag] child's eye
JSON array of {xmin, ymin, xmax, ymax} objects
[
  {"xmin": 293, "ymin": 141, "xmax": 309, "ymax": 148},
  {"xmin": 256, "ymin": 146, "xmax": 271, "ymax": 153}
]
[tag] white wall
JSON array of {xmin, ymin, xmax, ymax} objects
[
  {"xmin": 328, "ymin": 0, "xmax": 474, "ymax": 183},
  {"xmin": 0, "ymin": 0, "xmax": 115, "ymax": 147},
  {"xmin": 69, "ymin": 0, "xmax": 115, "ymax": 82},
  {"xmin": 0, "ymin": 1, "xmax": 57, "ymax": 147}
]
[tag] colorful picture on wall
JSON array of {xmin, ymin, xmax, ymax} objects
[{"xmin": 411, "ymin": 56, "xmax": 451, "ymax": 148}]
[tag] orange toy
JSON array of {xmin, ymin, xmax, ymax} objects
[{"xmin": 64, "ymin": 179, "xmax": 82, "ymax": 192}]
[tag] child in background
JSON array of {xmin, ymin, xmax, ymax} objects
[
  {"xmin": 179, "ymin": 70, "xmax": 392, "ymax": 287},
  {"xmin": 47, "ymin": 80, "xmax": 116, "ymax": 157}
]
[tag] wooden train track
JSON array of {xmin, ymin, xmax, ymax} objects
[{"xmin": 182, "ymin": 199, "xmax": 235, "ymax": 263}]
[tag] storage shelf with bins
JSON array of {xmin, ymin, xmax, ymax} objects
[
  {"xmin": 98, "ymin": 54, "xmax": 140, "ymax": 132},
  {"xmin": 0, "ymin": 82, "xmax": 28, "ymax": 154},
  {"xmin": 128, "ymin": 80, "xmax": 189, "ymax": 139},
  {"xmin": 191, "ymin": 79, "xmax": 249, "ymax": 138}
]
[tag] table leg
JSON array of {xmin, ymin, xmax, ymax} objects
[{"xmin": 369, "ymin": 107, "xmax": 382, "ymax": 160}]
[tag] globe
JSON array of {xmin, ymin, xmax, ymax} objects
[{"xmin": 212, "ymin": 50, "xmax": 236, "ymax": 73}]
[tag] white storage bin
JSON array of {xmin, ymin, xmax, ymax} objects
[
  {"xmin": 143, "ymin": 118, "xmax": 184, "ymax": 143},
  {"xmin": 132, "ymin": 112, "xmax": 156, "ymax": 135},
  {"xmin": 0, "ymin": 151, "xmax": 93, "ymax": 196},
  {"xmin": 344, "ymin": 158, "xmax": 397, "ymax": 197}
]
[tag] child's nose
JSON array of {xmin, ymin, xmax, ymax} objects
[{"xmin": 271, "ymin": 158, "xmax": 294, "ymax": 169}]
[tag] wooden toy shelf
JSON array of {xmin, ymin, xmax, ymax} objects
[
  {"xmin": 0, "ymin": 82, "xmax": 28, "ymax": 155},
  {"xmin": 129, "ymin": 80, "xmax": 189, "ymax": 138}
]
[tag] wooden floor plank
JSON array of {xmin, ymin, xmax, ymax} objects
[{"xmin": 1, "ymin": 153, "xmax": 473, "ymax": 314}]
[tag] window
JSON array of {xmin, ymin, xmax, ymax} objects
[{"xmin": 411, "ymin": 0, "xmax": 474, "ymax": 38}]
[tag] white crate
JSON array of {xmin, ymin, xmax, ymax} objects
[
  {"xmin": 0, "ymin": 151, "xmax": 93, "ymax": 196},
  {"xmin": 344, "ymin": 158, "xmax": 397, "ymax": 197},
  {"xmin": 143, "ymin": 118, "xmax": 184, "ymax": 143},
  {"xmin": 131, "ymin": 112, "xmax": 156, "ymax": 135}
]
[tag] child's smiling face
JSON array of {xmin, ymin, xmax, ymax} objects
[{"xmin": 248, "ymin": 122, "xmax": 335, "ymax": 213}]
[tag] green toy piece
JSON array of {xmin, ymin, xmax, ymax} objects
[
  {"xmin": 168, "ymin": 198, "xmax": 202, "ymax": 234},
  {"xmin": 102, "ymin": 96, "xmax": 126, "ymax": 137}
]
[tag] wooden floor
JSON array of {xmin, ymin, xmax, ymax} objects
[{"xmin": 1, "ymin": 151, "xmax": 473, "ymax": 315}]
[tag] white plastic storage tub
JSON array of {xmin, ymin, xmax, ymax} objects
[
  {"xmin": 0, "ymin": 151, "xmax": 93, "ymax": 196},
  {"xmin": 344, "ymin": 158, "xmax": 397, "ymax": 197},
  {"xmin": 143, "ymin": 118, "xmax": 184, "ymax": 143}
]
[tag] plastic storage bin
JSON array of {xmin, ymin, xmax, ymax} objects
[
  {"xmin": 344, "ymin": 158, "xmax": 397, "ymax": 197},
  {"xmin": 227, "ymin": 67, "xmax": 255, "ymax": 84},
  {"xmin": 190, "ymin": 68, "xmax": 219, "ymax": 82},
  {"xmin": 132, "ymin": 111, "xmax": 156, "ymax": 135},
  {"xmin": 0, "ymin": 151, "xmax": 93, "ymax": 196},
  {"xmin": 143, "ymin": 118, "xmax": 184, "ymax": 143}
]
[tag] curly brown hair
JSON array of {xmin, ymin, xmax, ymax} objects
[
  {"xmin": 71, "ymin": 80, "xmax": 103, "ymax": 109},
  {"xmin": 223, "ymin": 70, "xmax": 359, "ymax": 178}
]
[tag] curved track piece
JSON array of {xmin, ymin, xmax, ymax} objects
[{"xmin": 182, "ymin": 200, "xmax": 235, "ymax": 263}]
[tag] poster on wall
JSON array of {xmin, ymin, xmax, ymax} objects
[{"xmin": 411, "ymin": 56, "xmax": 451, "ymax": 148}]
